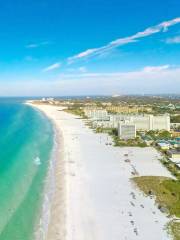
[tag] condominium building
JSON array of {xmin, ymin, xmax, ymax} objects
[
  {"xmin": 86, "ymin": 110, "xmax": 170, "ymax": 132},
  {"xmin": 118, "ymin": 123, "xmax": 136, "ymax": 140},
  {"xmin": 130, "ymin": 115, "xmax": 152, "ymax": 131},
  {"xmin": 106, "ymin": 105, "xmax": 152, "ymax": 114},
  {"xmin": 130, "ymin": 114, "xmax": 170, "ymax": 131},
  {"xmin": 106, "ymin": 106, "xmax": 138, "ymax": 114},
  {"xmin": 84, "ymin": 109, "xmax": 108, "ymax": 120},
  {"xmin": 152, "ymin": 115, "xmax": 170, "ymax": 131}
]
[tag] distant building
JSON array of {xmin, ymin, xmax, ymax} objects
[
  {"xmin": 141, "ymin": 136, "xmax": 153, "ymax": 146},
  {"xmin": 171, "ymin": 123, "xmax": 180, "ymax": 130},
  {"xmin": 93, "ymin": 120, "xmax": 115, "ymax": 129},
  {"xmin": 168, "ymin": 140, "xmax": 180, "ymax": 148},
  {"xmin": 106, "ymin": 105, "xmax": 152, "ymax": 114},
  {"xmin": 112, "ymin": 94, "xmax": 120, "ymax": 98},
  {"xmin": 167, "ymin": 150, "xmax": 180, "ymax": 164},
  {"xmin": 84, "ymin": 109, "xmax": 108, "ymax": 120},
  {"xmin": 167, "ymin": 103, "xmax": 176, "ymax": 110},
  {"xmin": 118, "ymin": 123, "xmax": 136, "ymax": 140},
  {"xmin": 172, "ymin": 131, "xmax": 180, "ymax": 138},
  {"xmin": 106, "ymin": 106, "xmax": 138, "ymax": 114},
  {"xmin": 157, "ymin": 141, "xmax": 170, "ymax": 150},
  {"xmin": 47, "ymin": 97, "xmax": 54, "ymax": 101}
]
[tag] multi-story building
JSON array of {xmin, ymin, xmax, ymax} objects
[
  {"xmin": 106, "ymin": 106, "xmax": 138, "ymax": 114},
  {"xmin": 106, "ymin": 105, "xmax": 152, "ymax": 114},
  {"xmin": 130, "ymin": 115, "xmax": 152, "ymax": 131},
  {"xmin": 118, "ymin": 122, "xmax": 136, "ymax": 140},
  {"xmin": 167, "ymin": 150, "xmax": 180, "ymax": 164},
  {"xmin": 130, "ymin": 114, "xmax": 170, "ymax": 131},
  {"xmin": 87, "ymin": 109, "xmax": 170, "ymax": 132},
  {"xmin": 152, "ymin": 115, "xmax": 170, "ymax": 131},
  {"xmin": 84, "ymin": 108, "xmax": 109, "ymax": 120}
]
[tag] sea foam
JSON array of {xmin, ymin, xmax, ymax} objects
[{"xmin": 35, "ymin": 127, "xmax": 58, "ymax": 240}]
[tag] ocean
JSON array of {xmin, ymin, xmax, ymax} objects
[{"xmin": 0, "ymin": 99, "xmax": 54, "ymax": 240}]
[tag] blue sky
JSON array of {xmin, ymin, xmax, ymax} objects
[{"xmin": 0, "ymin": 0, "xmax": 180, "ymax": 96}]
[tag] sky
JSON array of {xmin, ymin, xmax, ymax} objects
[{"xmin": 0, "ymin": 0, "xmax": 180, "ymax": 96}]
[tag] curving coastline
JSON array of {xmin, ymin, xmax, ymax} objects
[{"xmin": 29, "ymin": 102, "xmax": 173, "ymax": 240}]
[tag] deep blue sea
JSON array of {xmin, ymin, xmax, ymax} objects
[{"xmin": 0, "ymin": 98, "xmax": 54, "ymax": 239}]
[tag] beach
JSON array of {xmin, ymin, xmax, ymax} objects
[{"xmin": 31, "ymin": 103, "xmax": 173, "ymax": 240}]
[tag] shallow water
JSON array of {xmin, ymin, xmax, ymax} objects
[{"xmin": 0, "ymin": 99, "xmax": 53, "ymax": 240}]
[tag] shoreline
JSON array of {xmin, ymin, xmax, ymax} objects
[
  {"xmin": 29, "ymin": 103, "xmax": 173, "ymax": 240},
  {"xmin": 45, "ymin": 119, "xmax": 67, "ymax": 240},
  {"xmin": 27, "ymin": 103, "xmax": 67, "ymax": 240}
]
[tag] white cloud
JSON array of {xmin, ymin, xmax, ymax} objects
[
  {"xmin": 142, "ymin": 65, "xmax": 170, "ymax": 72},
  {"xmin": 26, "ymin": 44, "xmax": 39, "ymax": 49},
  {"xmin": 24, "ymin": 56, "xmax": 38, "ymax": 62},
  {"xmin": 78, "ymin": 66, "xmax": 87, "ymax": 73},
  {"xmin": 52, "ymin": 65, "xmax": 180, "ymax": 95},
  {"xmin": 68, "ymin": 17, "xmax": 180, "ymax": 63},
  {"xmin": 166, "ymin": 36, "xmax": 180, "ymax": 44},
  {"xmin": 26, "ymin": 41, "xmax": 51, "ymax": 49},
  {"xmin": 66, "ymin": 66, "xmax": 88, "ymax": 73},
  {"xmin": 42, "ymin": 62, "xmax": 61, "ymax": 72},
  {"xmin": 1, "ymin": 65, "xmax": 180, "ymax": 96},
  {"xmin": 68, "ymin": 49, "xmax": 97, "ymax": 64}
]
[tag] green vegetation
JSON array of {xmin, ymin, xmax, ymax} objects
[
  {"xmin": 133, "ymin": 176, "xmax": 180, "ymax": 240},
  {"xmin": 171, "ymin": 115, "xmax": 180, "ymax": 123},
  {"xmin": 84, "ymin": 121, "xmax": 93, "ymax": 129},
  {"xmin": 161, "ymin": 158, "xmax": 180, "ymax": 180},
  {"xmin": 95, "ymin": 127, "xmax": 117, "ymax": 135},
  {"xmin": 94, "ymin": 127, "xmax": 146, "ymax": 147},
  {"xmin": 145, "ymin": 130, "xmax": 172, "ymax": 140},
  {"xmin": 133, "ymin": 176, "xmax": 180, "ymax": 217},
  {"xmin": 112, "ymin": 135, "xmax": 147, "ymax": 147},
  {"xmin": 94, "ymin": 127, "xmax": 147, "ymax": 147},
  {"xmin": 64, "ymin": 107, "xmax": 86, "ymax": 118},
  {"xmin": 168, "ymin": 221, "xmax": 180, "ymax": 240}
]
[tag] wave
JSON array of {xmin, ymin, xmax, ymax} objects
[
  {"xmin": 34, "ymin": 157, "xmax": 42, "ymax": 166},
  {"xmin": 35, "ymin": 125, "xmax": 58, "ymax": 240},
  {"xmin": 0, "ymin": 103, "xmax": 54, "ymax": 240}
]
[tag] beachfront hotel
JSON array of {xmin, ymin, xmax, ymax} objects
[
  {"xmin": 118, "ymin": 122, "xmax": 136, "ymax": 140},
  {"xmin": 85, "ymin": 109, "xmax": 171, "ymax": 132},
  {"xmin": 130, "ymin": 114, "xmax": 170, "ymax": 131}
]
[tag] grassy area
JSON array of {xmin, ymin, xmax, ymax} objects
[
  {"xmin": 171, "ymin": 115, "xmax": 180, "ymax": 123},
  {"xmin": 160, "ymin": 158, "xmax": 180, "ymax": 180},
  {"xmin": 133, "ymin": 176, "xmax": 180, "ymax": 217},
  {"xmin": 168, "ymin": 221, "xmax": 180, "ymax": 240},
  {"xmin": 64, "ymin": 107, "xmax": 86, "ymax": 118},
  {"xmin": 144, "ymin": 130, "xmax": 172, "ymax": 140},
  {"xmin": 95, "ymin": 127, "xmax": 117, "ymax": 134},
  {"xmin": 112, "ymin": 135, "xmax": 147, "ymax": 147},
  {"xmin": 133, "ymin": 176, "xmax": 180, "ymax": 240}
]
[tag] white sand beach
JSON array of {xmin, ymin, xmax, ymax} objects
[{"xmin": 31, "ymin": 104, "xmax": 173, "ymax": 240}]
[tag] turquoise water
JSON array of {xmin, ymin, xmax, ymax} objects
[{"xmin": 0, "ymin": 99, "xmax": 54, "ymax": 240}]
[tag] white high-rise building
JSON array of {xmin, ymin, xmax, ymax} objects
[
  {"xmin": 152, "ymin": 115, "xmax": 170, "ymax": 131},
  {"xmin": 130, "ymin": 115, "xmax": 152, "ymax": 131},
  {"xmin": 118, "ymin": 123, "xmax": 136, "ymax": 140},
  {"xmin": 130, "ymin": 114, "xmax": 170, "ymax": 131}
]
